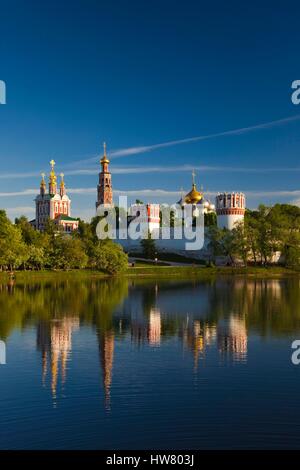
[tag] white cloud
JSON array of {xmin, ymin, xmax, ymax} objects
[
  {"xmin": 0, "ymin": 189, "xmax": 36, "ymax": 197},
  {"xmin": 70, "ymin": 165, "xmax": 300, "ymax": 176},
  {"xmin": 5, "ymin": 206, "xmax": 35, "ymax": 221},
  {"xmin": 0, "ymin": 172, "xmax": 39, "ymax": 179},
  {"xmin": 6, "ymin": 206, "xmax": 35, "ymax": 214},
  {"xmin": 0, "ymin": 187, "xmax": 300, "ymax": 199}
]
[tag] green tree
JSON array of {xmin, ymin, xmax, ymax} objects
[
  {"xmin": 48, "ymin": 235, "xmax": 88, "ymax": 270},
  {"xmin": 27, "ymin": 245, "xmax": 45, "ymax": 270},
  {"xmin": 15, "ymin": 216, "xmax": 39, "ymax": 245},
  {"xmin": 140, "ymin": 231, "xmax": 156, "ymax": 259},
  {"xmin": 90, "ymin": 240, "xmax": 128, "ymax": 274},
  {"xmin": 207, "ymin": 226, "xmax": 223, "ymax": 264},
  {"xmin": 0, "ymin": 211, "xmax": 28, "ymax": 271},
  {"xmin": 231, "ymin": 222, "xmax": 250, "ymax": 266},
  {"xmin": 204, "ymin": 212, "xmax": 217, "ymax": 227}
]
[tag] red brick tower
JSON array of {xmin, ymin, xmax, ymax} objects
[{"xmin": 96, "ymin": 142, "xmax": 113, "ymax": 209}]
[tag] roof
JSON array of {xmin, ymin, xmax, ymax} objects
[
  {"xmin": 55, "ymin": 215, "xmax": 79, "ymax": 222},
  {"xmin": 184, "ymin": 184, "xmax": 203, "ymax": 204}
]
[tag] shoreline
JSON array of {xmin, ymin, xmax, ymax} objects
[{"xmin": 0, "ymin": 265, "xmax": 298, "ymax": 283}]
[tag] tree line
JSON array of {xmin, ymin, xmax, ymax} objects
[
  {"xmin": 207, "ymin": 204, "xmax": 300, "ymax": 268},
  {"xmin": 0, "ymin": 203, "xmax": 299, "ymax": 273},
  {"xmin": 0, "ymin": 211, "xmax": 128, "ymax": 274}
]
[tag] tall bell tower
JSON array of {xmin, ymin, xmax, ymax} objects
[{"xmin": 96, "ymin": 142, "xmax": 113, "ymax": 209}]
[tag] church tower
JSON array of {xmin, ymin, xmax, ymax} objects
[
  {"xmin": 216, "ymin": 192, "xmax": 246, "ymax": 230},
  {"xmin": 96, "ymin": 142, "xmax": 113, "ymax": 209},
  {"xmin": 33, "ymin": 160, "xmax": 79, "ymax": 232}
]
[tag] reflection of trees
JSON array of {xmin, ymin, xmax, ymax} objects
[
  {"xmin": 207, "ymin": 278, "xmax": 300, "ymax": 336},
  {"xmin": 1, "ymin": 276, "xmax": 300, "ymax": 343},
  {"xmin": 1, "ymin": 275, "xmax": 300, "ymax": 409},
  {"xmin": 0, "ymin": 278, "xmax": 129, "ymax": 340}
]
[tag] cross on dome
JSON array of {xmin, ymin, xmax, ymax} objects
[{"xmin": 192, "ymin": 169, "xmax": 196, "ymax": 186}]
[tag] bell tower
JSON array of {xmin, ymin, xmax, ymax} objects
[{"xmin": 96, "ymin": 142, "xmax": 113, "ymax": 209}]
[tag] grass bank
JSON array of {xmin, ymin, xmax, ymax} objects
[
  {"xmin": 0, "ymin": 265, "xmax": 298, "ymax": 283},
  {"xmin": 125, "ymin": 265, "xmax": 299, "ymax": 279}
]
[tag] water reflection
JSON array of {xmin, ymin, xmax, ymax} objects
[
  {"xmin": 0, "ymin": 276, "xmax": 299, "ymax": 410},
  {"xmin": 98, "ymin": 330, "xmax": 114, "ymax": 409},
  {"xmin": 37, "ymin": 318, "xmax": 79, "ymax": 403},
  {"xmin": 217, "ymin": 316, "xmax": 247, "ymax": 362}
]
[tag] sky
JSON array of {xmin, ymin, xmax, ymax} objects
[{"xmin": 1, "ymin": 0, "xmax": 300, "ymax": 221}]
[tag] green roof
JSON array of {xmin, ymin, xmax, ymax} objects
[{"xmin": 56, "ymin": 215, "xmax": 79, "ymax": 222}]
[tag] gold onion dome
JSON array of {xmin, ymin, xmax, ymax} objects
[
  {"xmin": 100, "ymin": 142, "xmax": 110, "ymax": 164},
  {"xmin": 49, "ymin": 159, "xmax": 57, "ymax": 183},
  {"xmin": 40, "ymin": 172, "xmax": 46, "ymax": 187},
  {"xmin": 184, "ymin": 183, "xmax": 203, "ymax": 204}
]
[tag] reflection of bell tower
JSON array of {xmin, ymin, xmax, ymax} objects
[
  {"xmin": 98, "ymin": 330, "xmax": 115, "ymax": 408},
  {"xmin": 96, "ymin": 142, "xmax": 113, "ymax": 209}
]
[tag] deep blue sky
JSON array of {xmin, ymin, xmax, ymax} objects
[{"xmin": 1, "ymin": 0, "xmax": 300, "ymax": 220}]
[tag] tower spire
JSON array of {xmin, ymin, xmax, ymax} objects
[
  {"xmin": 49, "ymin": 160, "xmax": 57, "ymax": 195},
  {"xmin": 100, "ymin": 141, "xmax": 110, "ymax": 164},
  {"xmin": 40, "ymin": 172, "xmax": 46, "ymax": 196},
  {"xmin": 192, "ymin": 169, "xmax": 196, "ymax": 188},
  {"xmin": 60, "ymin": 172, "xmax": 66, "ymax": 197}
]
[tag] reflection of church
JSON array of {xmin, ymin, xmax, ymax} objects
[
  {"xmin": 217, "ymin": 317, "xmax": 247, "ymax": 361},
  {"xmin": 181, "ymin": 320, "xmax": 217, "ymax": 368},
  {"xmin": 181, "ymin": 315, "xmax": 247, "ymax": 366},
  {"xmin": 37, "ymin": 318, "xmax": 79, "ymax": 400}
]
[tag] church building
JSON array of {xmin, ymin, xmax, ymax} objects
[{"xmin": 32, "ymin": 160, "xmax": 79, "ymax": 232}]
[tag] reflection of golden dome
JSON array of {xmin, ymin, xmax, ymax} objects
[{"xmin": 184, "ymin": 184, "xmax": 203, "ymax": 204}]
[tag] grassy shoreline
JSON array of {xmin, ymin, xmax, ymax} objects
[{"xmin": 0, "ymin": 265, "xmax": 298, "ymax": 283}]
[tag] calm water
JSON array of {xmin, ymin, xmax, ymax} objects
[{"xmin": 0, "ymin": 276, "xmax": 300, "ymax": 449}]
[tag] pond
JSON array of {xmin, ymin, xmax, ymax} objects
[{"xmin": 0, "ymin": 276, "xmax": 299, "ymax": 449}]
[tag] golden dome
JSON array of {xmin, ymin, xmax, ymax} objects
[
  {"xmin": 101, "ymin": 156, "xmax": 110, "ymax": 164},
  {"xmin": 101, "ymin": 141, "xmax": 110, "ymax": 164},
  {"xmin": 49, "ymin": 160, "xmax": 57, "ymax": 183},
  {"xmin": 184, "ymin": 183, "xmax": 203, "ymax": 204}
]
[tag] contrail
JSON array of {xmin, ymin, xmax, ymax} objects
[
  {"xmin": 4, "ymin": 164, "xmax": 300, "ymax": 180},
  {"xmin": 1, "ymin": 187, "xmax": 300, "ymax": 199},
  {"xmin": 58, "ymin": 113, "xmax": 300, "ymax": 168},
  {"xmin": 109, "ymin": 114, "xmax": 300, "ymax": 159}
]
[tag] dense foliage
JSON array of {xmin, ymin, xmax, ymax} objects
[
  {"xmin": 0, "ymin": 211, "xmax": 128, "ymax": 274},
  {"xmin": 208, "ymin": 204, "xmax": 300, "ymax": 267},
  {"xmin": 140, "ymin": 231, "xmax": 157, "ymax": 259}
]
